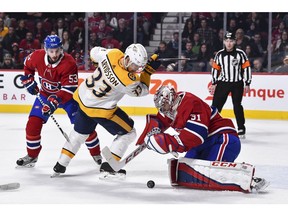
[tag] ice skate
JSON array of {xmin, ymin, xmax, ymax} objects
[
  {"xmin": 238, "ymin": 128, "xmax": 246, "ymax": 139},
  {"xmin": 99, "ymin": 162, "xmax": 126, "ymax": 180},
  {"xmin": 51, "ymin": 162, "xmax": 66, "ymax": 178},
  {"xmin": 16, "ymin": 155, "xmax": 38, "ymax": 168},
  {"xmin": 92, "ymin": 155, "xmax": 102, "ymax": 165},
  {"xmin": 251, "ymin": 177, "xmax": 270, "ymax": 192}
]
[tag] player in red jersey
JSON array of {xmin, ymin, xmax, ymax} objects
[
  {"xmin": 137, "ymin": 85, "xmax": 268, "ymax": 192},
  {"xmin": 138, "ymin": 84, "xmax": 240, "ymax": 160},
  {"xmin": 16, "ymin": 35, "xmax": 102, "ymax": 168}
]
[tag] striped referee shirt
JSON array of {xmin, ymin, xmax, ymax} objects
[{"xmin": 211, "ymin": 47, "xmax": 252, "ymax": 85}]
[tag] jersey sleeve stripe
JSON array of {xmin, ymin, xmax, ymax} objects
[
  {"xmin": 242, "ymin": 60, "xmax": 251, "ymax": 69},
  {"xmin": 185, "ymin": 120, "xmax": 208, "ymax": 139},
  {"xmin": 210, "ymin": 107, "xmax": 218, "ymax": 119},
  {"xmin": 208, "ymin": 126, "xmax": 237, "ymax": 137},
  {"xmin": 184, "ymin": 127, "xmax": 205, "ymax": 143},
  {"xmin": 61, "ymin": 87, "xmax": 77, "ymax": 95},
  {"xmin": 187, "ymin": 120, "xmax": 208, "ymax": 130}
]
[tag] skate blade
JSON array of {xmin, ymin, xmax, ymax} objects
[
  {"xmin": 15, "ymin": 163, "xmax": 36, "ymax": 168},
  {"xmin": 50, "ymin": 172, "xmax": 61, "ymax": 178},
  {"xmin": 255, "ymin": 180, "xmax": 270, "ymax": 192},
  {"xmin": 239, "ymin": 134, "xmax": 246, "ymax": 139},
  {"xmin": 99, "ymin": 171, "xmax": 126, "ymax": 180}
]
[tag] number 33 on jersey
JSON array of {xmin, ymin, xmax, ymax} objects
[{"xmin": 74, "ymin": 47, "xmax": 151, "ymax": 119}]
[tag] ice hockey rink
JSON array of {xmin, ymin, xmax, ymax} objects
[{"xmin": 1, "ymin": 113, "xmax": 288, "ymax": 214}]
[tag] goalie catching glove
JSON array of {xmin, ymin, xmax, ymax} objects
[
  {"xmin": 136, "ymin": 114, "xmax": 163, "ymax": 145},
  {"xmin": 20, "ymin": 75, "xmax": 39, "ymax": 95},
  {"xmin": 145, "ymin": 132, "xmax": 186, "ymax": 154},
  {"xmin": 42, "ymin": 95, "xmax": 60, "ymax": 116},
  {"xmin": 143, "ymin": 54, "xmax": 161, "ymax": 75}
]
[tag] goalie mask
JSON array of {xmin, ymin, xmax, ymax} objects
[
  {"xmin": 124, "ymin": 43, "xmax": 148, "ymax": 71},
  {"xmin": 154, "ymin": 85, "xmax": 179, "ymax": 120}
]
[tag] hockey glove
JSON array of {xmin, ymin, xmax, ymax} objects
[
  {"xmin": 136, "ymin": 114, "xmax": 163, "ymax": 145},
  {"xmin": 145, "ymin": 133, "xmax": 185, "ymax": 154},
  {"xmin": 42, "ymin": 95, "xmax": 60, "ymax": 116},
  {"xmin": 20, "ymin": 75, "xmax": 39, "ymax": 95},
  {"xmin": 143, "ymin": 54, "xmax": 161, "ymax": 75}
]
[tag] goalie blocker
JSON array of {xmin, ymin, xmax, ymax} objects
[{"xmin": 168, "ymin": 157, "xmax": 269, "ymax": 193}]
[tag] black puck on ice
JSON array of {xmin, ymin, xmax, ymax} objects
[{"xmin": 147, "ymin": 180, "xmax": 155, "ymax": 188}]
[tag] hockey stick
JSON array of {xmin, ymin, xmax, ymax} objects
[
  {"xmin": 158, "ymin": 58, "xmax": 191, "ymax": 61},
  {"xmin": 36, "ymin": 94, "xmax": 70, "ymax": 143},
  {"xmin": 0, "ymin": 182, "xmax": 20, "ymax": 191},
  {"xmin": 102, "ymin": 144, "xmax": 147, "ymax": 172},
  {"xmin": 102, "ymin": 142, "xmax": 178, "ymax": 172}
]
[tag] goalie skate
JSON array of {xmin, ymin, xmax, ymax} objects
[
  {"xmin": 251, "ymin": 177, "xmax": 270, "ymax": 192},
  {"xmin": 99, "ymin": 162, "xmax": 126, "ymax": 180},
  {"xmin": 16, "ymin": 155, "xmax": 38, "ymax": 168}
]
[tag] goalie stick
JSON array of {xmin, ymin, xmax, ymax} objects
[
  {"xmin": 102, "ymin": 121, "xmax": 180, "ymax": 171},
  {"xmin": 0, "ymin": 182, "xmax": 20, "ymax": 191},
  {"xmin": 36, "ymin": 94, "xmax": 70, "ymax": 143},
  {"xmin": 102, "ymin": 144, "xmax": 147, "ymax": 172},
  {"xmin": 102, "ymin": 143, "xmax": 179, "ymax": 172}
]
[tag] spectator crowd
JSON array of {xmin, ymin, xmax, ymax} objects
[
  {"xmin": 1, "ymin": 12, "xmax": 288, "ymax": 72},
  {"xmin": 154, "ymin": 12, "xmax": 288, "ymax": 73}
]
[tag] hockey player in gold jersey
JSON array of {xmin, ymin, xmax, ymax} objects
[{"xmin": 52, "ymin": 44, "xmax": 160, "ymax": 177}]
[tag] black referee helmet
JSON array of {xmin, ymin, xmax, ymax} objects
[{"xmin": 224, "ymin": 32, "xmax": 235, "ymax": 40}]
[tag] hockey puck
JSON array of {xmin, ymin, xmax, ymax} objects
[{"xmin": 147, "ymin": 180, "xmax": 155, "ymax": 188}]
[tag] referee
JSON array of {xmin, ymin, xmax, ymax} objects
[{"xmin": 209, "ymin": 31, "xmax": 252, "ymax": 139}]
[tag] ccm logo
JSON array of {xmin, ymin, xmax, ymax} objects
[
  {"xmin": 211, "ymin": 162, "xmax": 237, "ymax": 167},
  {"xmin": 125, "ymin": 144, "xmax": 146, "ymax": 164}
]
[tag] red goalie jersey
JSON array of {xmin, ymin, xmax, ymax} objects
[
  {"xmin": 24, "ymin": 49, "xmax": 78, "ymax": 103},
  {"xmin": 141, "ymin": 91, "xmax": 238, "ymax": 154}
]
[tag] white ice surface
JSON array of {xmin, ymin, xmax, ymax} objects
[{"xmin": 1, "ymin": 113, "xmax": 288, "ymax": 214}]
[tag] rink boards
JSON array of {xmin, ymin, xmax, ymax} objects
[{"xmin": 0, "ymin": 70, "xmax": 288, "ymax": 120}]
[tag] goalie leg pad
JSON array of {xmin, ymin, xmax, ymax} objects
[
  {"xmin": 172, "ymin": 157, "xmax": 254, "ymax": 192},
  {"xmin": 168, "ymin": 158, "xmax": 179, "ymax": 186}
]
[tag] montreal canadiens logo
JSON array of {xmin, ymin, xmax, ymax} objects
[{"xmin": 40, "ymin": 78, "xmax": 60, "ymax": 93}]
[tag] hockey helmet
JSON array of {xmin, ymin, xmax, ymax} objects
[
  {"xmin": 44, "ymin": 35, "xmax": 63, "ymax": 50},
  {"xmin": 124, "ymin": 43, "xmax": 148, "ymax": 70}
]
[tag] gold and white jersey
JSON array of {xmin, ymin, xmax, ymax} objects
[{"xmin": 74, "ymin": 46, "xmax": 151, "ymax": 118}]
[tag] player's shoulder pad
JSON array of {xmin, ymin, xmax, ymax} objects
[
  {"xmin": 25, "ymin": 49, "xmax": 44, "ymax": 63},
  {"xmin": 32, "ymin": 49, "xmax": 45, "ymax": 58},
  {"xmin": 106, "ymin": 49, "xmax": 140, "ymax": 85},
  {"xmin": 118, "ymin": 69, "xmax": 140, "ymax": 86},
  {"xmin": 127, "ymin": 72, "xmax": 136, "ymax": 81}
]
